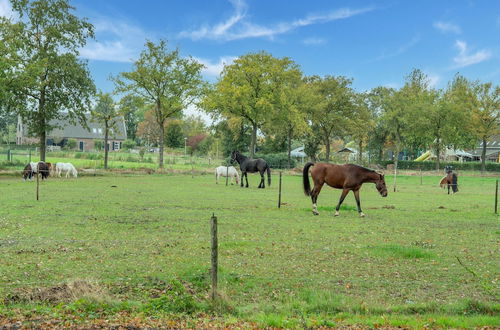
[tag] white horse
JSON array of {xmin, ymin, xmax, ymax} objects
[
  {"xmin": 55, "ymin": 162, "xmax": 78, "ymax": 178},
  {"xmin": 215, "ymin": 166, "xmax": 240, "ymax": 185}
]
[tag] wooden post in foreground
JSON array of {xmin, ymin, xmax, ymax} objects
[
  {"xmin": 278, "ymin": 171, "xmax": 282, "ymax": 208},
  {"xmin": 495, "ymin": 179, "xmax": 498, "ymax": 214},
  {"xmin": 225, "ymin": 166, "xmax": 229, "ymax": 186},
  {"xmin": 36, "ymin": 172, "xmax": 39, "ymax": 201},
  {"xmin": 210, "ymin": 213, "xmax": 218, "ymax": 301}
]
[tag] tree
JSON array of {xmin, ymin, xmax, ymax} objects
[
  {"xmin": 118, "ymin": 94, "xmax": 146, "ymax": 142},
  {"xmin": 469, "ymin": 81, "xmax": 499, "ymax": 173},
  {"xmin": 349, "ymin": 93, "xmax": 375, "ymax": 163},
  {"xmin": 366, "ymin": 87, "xmax": 391, "ymax": 162},
  {"xmin": 202, "ymin": 51, "xmax": 300, "ymax": 158},
  {"xmin": 92, "ymin": 93, "xmax": 118, "ymax": 169},
  {"xmin": 114, "ymin": 40, "xmax": 205, "ymax": 168},
  {"xmin": 186, "ymin": 134, "xmax": 207, "ymax": 155},
  {"xmin": 263, "ymin": 66, "xmax": 308, "ymax": 167},
  {"xmin": 136, "ymin": 109, "xmax": 163, "ymax": 147},
  {"xmin": 165, "ymin": 120, "xmax": 184, "ymax": 148},
  {"xmin": 306, "ymin": 75, "xmax": 355, "ymax": 161},
  {"xmin": 0, "ymin": 0, "xmax": 96, "ymax": 161}
]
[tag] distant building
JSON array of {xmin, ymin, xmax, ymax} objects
[
  {"xmin": 16, "ymin": 114, "xmax": 127, "ymax": 151},
  {"xmin": 471, "ymin": 135, "xmax": 500, "ymax": 162}
]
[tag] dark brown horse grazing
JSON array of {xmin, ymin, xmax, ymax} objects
[
  {"xmin": 439, "ymin": 172, "xmax": 458, "ymax": 194},
  {"xmin": 303, "ymin": 162, "xmax": 388, "ymax": 217}
]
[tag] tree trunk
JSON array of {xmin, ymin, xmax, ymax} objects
[
  {"xmin": 38, "ymin": 92, "xmax": 46, "ymax": 161},
  {"xmin": 325, "ymin": 136, "xmax": 331, "ymax": 162},
  {"xmin": 358, "ymin": 140, "xmax": 363, "ymax": 163},
  {"xmin": 393, "ymin": 144, "xmax": 399, "ymax": 192},
  {"xmin": 159, "ymin": 123, "xmax": 165, "ymax": 168},
  {"xmin": 249, "ymin": 123, "xmax": 257, "ymax": 158},
  {"xmin": 435, "ymin": 143, "xmax": 441, "ymax": 171},
  {"xmin": 378, "ymin": 146, "xmax": 383, "ymax": 162},
  {"xmin": 39, "ymin": 130, "xmax": 46, "ymax": 161},
  {"xmin": 104, "ymin": 120, "xmax": 109, "ymax": 169},
  {"xmin": 287, "ymin": 128, "xmax": 292, "ymax": 169},
  {"xmin": 481, "ymin": 138, "xmax": 487, "ymax": 174}
]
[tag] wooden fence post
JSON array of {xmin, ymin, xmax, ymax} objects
[
  {"xmin": 36, "ymin": 172, "xmax": 39, "ymax": 201},
  {"xmin": 210, "ymin": 213, "xmax": 218, "ymax": 301},
  {"xmin": 420, "ymin": 168, "xmax": 423, "ymax": 185},
  {"xmin": 278, "ymin": 171, "xmax": 282, "ymax": 208},
  {"xmin": 225, "ymin": 166, "xmax": 229, "ymax": 186},
  {"xmin": 495, "ymin": 179, "xmax": 498, "ymax": 214}
]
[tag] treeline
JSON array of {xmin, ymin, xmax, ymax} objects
[{"xmin": 1, "ymin": 0, "xmax": 498, "ymax": 172}]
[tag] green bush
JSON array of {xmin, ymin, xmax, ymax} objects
[
  {"xmin": 122, "ymin": 139, "xmax": 136, "ymax": 150},
  {"xmin": 254, "ymin": 152, "xmax": 297, "ymax": 169},
  {"xmin": 380, "ymin": 160, "xmax": 500, "ymax": 172}
]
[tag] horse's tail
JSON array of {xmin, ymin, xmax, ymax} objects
[
  {"xmin": 266, "ymin": 165, "xmax": 271, "ymax": 186},
  {"xmin": 452, "ymin": 173, "xmax": 458, "ymax": 193},
  {"xmin": 303, "ymin": 162, "xmax": 314, "ymax": 196}
]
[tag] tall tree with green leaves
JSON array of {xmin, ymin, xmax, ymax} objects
[
  {"xmin": 306, "ymin": 75, "xmax": 355, "ymax": 161},
  {"xmin": 470, "ymin": 81, "xmax": 499, "ymax": 173},
  {"xmin": 202, "ymin": 51, "xmax": 300, "ymax": 158},
  {"xmin": 92, "ymin": 93, "xmax": 118, "ymax": 169},
  {"xmin": 264, "ymin": 67, "xmax": 308, "ymax": 167},
  {"xmin": 114, "ymin": 40, "xmax": 205, "ymax": 168},
  {"xmin": 118, "ymin": 94, "xmax": 145, "ymax": 142},
  {"xmin": 349, "ymin": 93, "xmax": 375, "ymax": 163},
  {"xmin": 0, "ymin": 0, "xmax": 96, "ymax": 161}
]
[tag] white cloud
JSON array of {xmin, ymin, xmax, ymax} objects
[
  {"xmin": 433, "ymin": 21, "xmax": 461, "ymax": 34},
  {"xmin": 302, "ymin": 37, "xmax": 327, "ymax": 45},
  {"xmin": 427, "ymin": 73, "xmax": 440, "ymax": 88},
  {"xmin": 79, "ymin": 18, "xmax": 149, "ymax": 63},
  {"xmin": 367, "ymin": 35, "xmax": 420, "ymax": 63},
  {"xmin": 452, "ymin": 40, "xmax": 492, "ymax": 68},
  {"xmin": 194, "ymin": 56, "xmax": 238, "ymax": 77},
  {"xmin": 0, "ymin": 0, "xmax": 17, "ymax": 19},
  {"xmin": 179, "ymin": 1, "xmax": 373, "ymax": 41}
]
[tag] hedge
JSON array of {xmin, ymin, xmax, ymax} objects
[{"xmin": 380, "ymin": 160, "xmax": 500, "ymax": 172}]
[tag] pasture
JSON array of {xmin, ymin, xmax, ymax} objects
[{"xmin": 0, "ymin": 172, "xmax": 498, "ymax": 327}]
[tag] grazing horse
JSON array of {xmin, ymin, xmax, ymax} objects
[
  {"xmin": 215, "ymin": 166, "xmax": 240, "ymax": 185},
  {"xmin": 22, "ymin": 163, "xmax": 34, "ymax": 181},
  {"xmin": 231, "ymin": 151, "xmax": 271, "ymax": 188},
  {"xmin": 24, "ymin": 161, "xmax": 50, "ymax": 180},
  {"xmin": 55, "ymin": 162, "xmax": 78, "ymax": 178},
  {"xmin": 303, "ymin": 162, "xmax": 388, "ymax": 217},
  {"xmin": 439, "ymin": 169, "xmax": 458, "ymax": 194},
  {"xmin": 37, "ymin": 161, "xmax": 50, "ymax": 180}
]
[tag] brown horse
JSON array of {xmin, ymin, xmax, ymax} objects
[
  {"xmin": 303, "ymin": 162, "xmax": 388, "ymax": 217},
  {"xmin": 439, "ymin": 172, "xmax": 458, "ymax": 194}
]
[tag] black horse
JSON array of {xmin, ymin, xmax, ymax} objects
[{"xmin": 231, "ymin": 151, "xmax": 271, "ymax": 188}]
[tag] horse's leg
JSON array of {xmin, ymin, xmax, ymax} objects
[
  {"xmin": 311, "ymin": 182, "xmax": 324, "ymax": 215},
  {"xmin": 240, "ymin": 171, "xmax": 244, "ymax": 187},
  {"xmin": 259, "ymin": 170, "xmax": 265, "ymax": 188},
  {"xmin": 353, "ymin": 189, "xmax": 365, "ymax": 217},
  {"xmin": 245, "ymin": 172, "xmax": 249, "ymax": 188},
  {"xmin": 335, "ymin": 189, "xmax": 350, "ymax": 216},
  {"xmin": 447, "ymin": 183, "xmax": 450, "ymax": 195}
]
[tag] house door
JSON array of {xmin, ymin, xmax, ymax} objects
[{"xmin": 79, "ymin": 141, "xmax": 84, "ymax": 151}]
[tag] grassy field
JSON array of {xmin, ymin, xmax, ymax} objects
[{"xmin": 0, "ymin": 172, "xmax": 498, "ymax": 328}]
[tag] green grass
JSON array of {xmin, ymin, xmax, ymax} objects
[{"xmin": 0, "ymin": 172, "xmax": 498, "ymax": 327}]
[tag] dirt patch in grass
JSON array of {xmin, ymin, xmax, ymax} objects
[{"xmin": 4, "ymin": 280, "xmax": 108, "ymax": 304}]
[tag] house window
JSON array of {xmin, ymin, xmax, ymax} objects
[
  {"xmin": 79, "ymin": 141, "xmax": 84, "ymax": 151},
  {"xmin": 93, "ymin": 128, "xmax": 97, "ymax": 134},
  {"xmin": 113, "ymin": 142, "xmax": 120, "ymax": 150},
  {"xmin": 98, "ymin": 128, "xmax": 103, "ymax": 134}
]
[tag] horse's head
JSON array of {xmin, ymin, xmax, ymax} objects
[
  {"xmin": 230, "ymin": 151, "xmax": 238, "ymax": 164},
  {"xmin": 375, "ymin": 173, "xmax": 388, "ymax": 197}
]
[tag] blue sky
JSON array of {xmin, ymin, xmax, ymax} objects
[{"xmin": 1, "ymin": 0, "xmax": 499, "ymax": 94}]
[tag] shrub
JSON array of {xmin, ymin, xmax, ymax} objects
[
  {"xmin": 380, "ymin": 160, "xmax": 500, "ymax": 172},
  {"xmin": 254, "ymin": 152, "xmax": 297, "ymax": 169},
  {"xmin": 122, "ymin": 139, "xmax": 136, "ymax": 150}
]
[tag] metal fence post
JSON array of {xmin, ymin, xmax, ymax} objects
[
  {"xmin": 495, "ymin": 179, "xmax": 498, "ymax": 214},
  {"xmin": 210, "ymin": 213, "xmax": 218, "ymax": 301}
]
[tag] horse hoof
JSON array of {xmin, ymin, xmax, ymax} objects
[
  {"xmin": 360, "ymin": 212, "xmax": 365, "ymax": 218},
  {"xmin": 313, "ymin": 211, "xmax": 319, "ymax": 216},
  {"xmin": 334, "ymin": 211, "xmax": 340, "ymax": 217}
]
